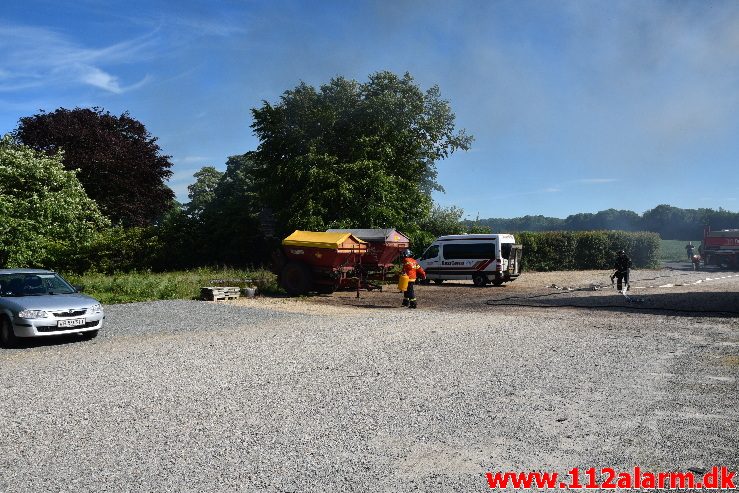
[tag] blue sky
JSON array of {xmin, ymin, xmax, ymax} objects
[{"xmin": 1, "ymin": 0, "xmax": 738, "ymax": 219}]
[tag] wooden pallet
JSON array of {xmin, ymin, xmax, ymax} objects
[{"xmin": 200, "ymin": 286, "xmax": 240, "ymax": 301}]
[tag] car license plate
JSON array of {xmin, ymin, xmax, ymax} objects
[{"xmin": 58, "ymin": 318, "xmax": 85, "ymax": 328}]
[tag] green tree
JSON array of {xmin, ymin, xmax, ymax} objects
[
  {"xmin": 0, "ymin": 136, "xmax": 109, "ymax": 267},
  {"xmin": 249, "ymin": 71, "xmax": 473, "ymax": 235},
  {"xmin": 186, "ymin": 156, "xmax": 267, "ymax": 265},
  {"xmin": 405, "ymin": 205, "xmax": 466, "ymax": 254},
  {"xmin": 186, "ymin": 166, "xmax": 224, "ymax": 219},
  {"xmin": 14, "ymin": 107, "xmax": 174, "ymax": 226}
]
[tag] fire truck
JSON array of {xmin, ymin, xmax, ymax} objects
[{"xmin": 701, "ymin": 227, "xmax": 739, "ymax": 269}]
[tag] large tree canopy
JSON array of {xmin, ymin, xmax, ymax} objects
[
  {"xmin": 187, "ymin": 155, "xmax": 266, "ymax": 265},
  {"xmin": 248, "ymin": 71, "xmax": 473, "ymax": 234},
  {"xmin": 0, "ymin": 136, "xmax": 109, "ymax": 267},
  {"xmin": 14, "ymin": 107, "xmax": 174, "ymax": 226}
]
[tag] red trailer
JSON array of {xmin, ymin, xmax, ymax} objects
[
  {"xmin": 273, "ymin": 231, "xmax": 368, "ymax": 295},
  {"xmin": 701, "ymin": 227, "xmax": 739, "ymax": 269},
  {"xmin": 325, "ymin": 228, "xmax": 410, "ymax": 270}
]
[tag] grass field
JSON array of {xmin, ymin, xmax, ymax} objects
[
  {"xmin": 659, "ymin": 239, "xmax": 702, "ymax": 262},
  {"xmin": 63, "ymin": 268, "xmax": 280, "ymax": 304}
]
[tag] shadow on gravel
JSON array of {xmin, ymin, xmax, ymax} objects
[
  {"xmin": 486, "ymin": 291, "xmax": 739, "ymax": 318},
  {"xmin": 3, "ymin": 333, "xmax": 95, "ymax": 350},
  {"xmin": 352, "ymin": 304, "xmax": 399, "ymax": 309},
  {"xmin": 663, "ymin": 261, "xmax": 739, "ymax": 274},
  {"xmin": 419, "ymin": 282, "xmax": 507, "ymax": 289}
]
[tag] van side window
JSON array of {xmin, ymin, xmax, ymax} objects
[
  {"xmin": 442, "ymin": 242, "xmax": 496, "ymax": 260},
  {"xmin": 420, "ymin": 245, "xmax": 439, "ymax": 260}
]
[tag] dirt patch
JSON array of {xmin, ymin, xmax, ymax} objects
[{"xmin": 233, "ymin": 267, "xmax": 739, "ymax": 318}]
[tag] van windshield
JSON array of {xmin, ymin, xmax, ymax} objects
[{"xmin": 420, "ymin": 245, "xmax": 439, "ymax": 260}]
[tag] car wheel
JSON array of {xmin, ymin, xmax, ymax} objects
[
  {"xmin": 81, "ymin": 330, "xmax": 99, "ymax": 340},
  {"xmin": 433, "ymin": 279, "xmax": 444, "ymax": 285},
  {"xmin": 0, "ymin": 316, "xmax": 18, "ymax": 348},
  {"xmin": 472, "ymin": 273, "xmax": 487, "ymax": 287}
]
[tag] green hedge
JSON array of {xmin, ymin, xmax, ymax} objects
[
  {"xmin": 47, "ymin": 226, "xmax": 163, "ymax": 274},
  {"xmin": 516, "ymin": 231, "xmax": 660, "ymax": 271}
]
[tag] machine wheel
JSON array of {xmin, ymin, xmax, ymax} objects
[
  {"xmin": 433, "ymin": 279, "xmax": 444, "ymax": 285},
  {"xmin": 0, "ymin": 316, "xmax": 18, "ymax": 348},
  {"xmin": 280, "ymin": 262, "xmax": 313, "ymax": 296},
  {"xmin": 81, "ymin": 330, "xmax": 99, "ymax": 340},
  {"xmin": 472, "ymin": 273, "xmax": 488, "ymax": 287},
  {"xmin": 314, "ymin": 283, "xmax": 336, "ymax": 294}
]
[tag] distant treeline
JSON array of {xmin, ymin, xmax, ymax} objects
[{"xmin": 465, "ymin": 204, "xmax": 739, "ymax": 240}]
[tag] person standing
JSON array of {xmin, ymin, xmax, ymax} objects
[
  {"xmin": 401, "ymin": 249, "xmax": 426, "ymax": 309},
  {"xmin": 685, "ymin": 242, "xmax": 695, "ymax": 260},
  {"xmin": 614, "ymin": 250, "xmax": 632, "ymax": 292}
]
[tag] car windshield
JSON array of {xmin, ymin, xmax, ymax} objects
[{"xmin": 0, "ymin": 273, "xmax": 76, "ymax": 296}]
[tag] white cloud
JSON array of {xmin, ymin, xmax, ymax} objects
[
  {"xmin": 577, "ymin": 178, "xmax": 619, "ymax": 184},
  {"xmin": 167, "ymin": 16, "xmax": 247, "ymax": 37},
  {"xmin": 0, "ymin": 23, "xmax": 155, "ymax": 93},
  {"xmin": 79, "ymin": 66, "xmax": 124, "ymax": 93}
]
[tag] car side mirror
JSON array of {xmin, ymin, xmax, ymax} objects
[{"xmin": 73, "ymin": 284, "xmax": 85, "ymax": 293}]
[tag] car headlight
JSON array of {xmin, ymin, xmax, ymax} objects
[
  {"xmin": 89, "ymin": 303, "xmax": 103, "ymax": 314},
  {"xmin": 18, "ymin": 309, "xmax": 49, "ymax": 319}
]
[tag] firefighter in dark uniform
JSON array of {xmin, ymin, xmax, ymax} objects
[
  {"xmin": 614, "ymin": 250, "xmax": 632, "ymax": 292},
  {"xmin": 401, "ymin": 249, "xmax": 426, "ymax": 309},
  {"xmin": 685, "ymin": 242, "xmax": 695, "ymax": 260}
]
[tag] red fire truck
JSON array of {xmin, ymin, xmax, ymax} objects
[{"xmin": 701, "ymin": 227, "xmax": 739, "ymax": 269}]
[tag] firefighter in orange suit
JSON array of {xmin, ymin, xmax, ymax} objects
[{"xmin": 401, "ymin": 249, "xmax": 426, "ymax": 309}]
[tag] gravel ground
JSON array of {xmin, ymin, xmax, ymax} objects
[{"xmin": 1, "ymin": 266, "xmax": 737, "ymax": 492}]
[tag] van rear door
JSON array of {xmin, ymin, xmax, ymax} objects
[{"xmin": 502, "ymin": 244, "xmax": 522, "ymax": 277}]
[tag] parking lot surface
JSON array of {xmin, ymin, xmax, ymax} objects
[{"xmin": 1, "ymin": 268, "xmax": 737, "ymax": 491}]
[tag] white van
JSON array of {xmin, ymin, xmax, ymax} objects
[{"xmin": 418, "ymin": 234, "xmax": 522, "ymax": 286}]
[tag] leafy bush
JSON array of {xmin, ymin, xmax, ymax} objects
[
  {"xmin": 517, "ymin": 231, "xmax": 660, "ymax": 271},
  {"xmin": 50, "ymin": 226, "xmax": 162, "ymax": 274},
  {"xmin": 0, "ymin": 136, "xmax": 109, "ymax": 267}
]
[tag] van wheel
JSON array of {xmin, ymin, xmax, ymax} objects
[
  {"xmin": 0, "ymin": 316, "xmax": 18, "ymax": 348},
  {"xmin": 472, "ymin": 273, "xmax": 487, "ymax": 287},
  {"xmin": 433, "ymin": 279, "xmax": 444, "ymax": 285}
]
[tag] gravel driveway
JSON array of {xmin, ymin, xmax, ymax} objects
[{"xmin": 1, "ymin": 268, "xmax": 737, "ymax": 492}]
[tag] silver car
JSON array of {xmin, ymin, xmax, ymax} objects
[{"xmin": 0, "ymin": 269, "xmax": 104, "ymax": 348}]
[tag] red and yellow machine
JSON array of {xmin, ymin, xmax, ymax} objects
[{"xmin": 272, "ymin": 229, "xmax": 410, "ymax": 296}]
